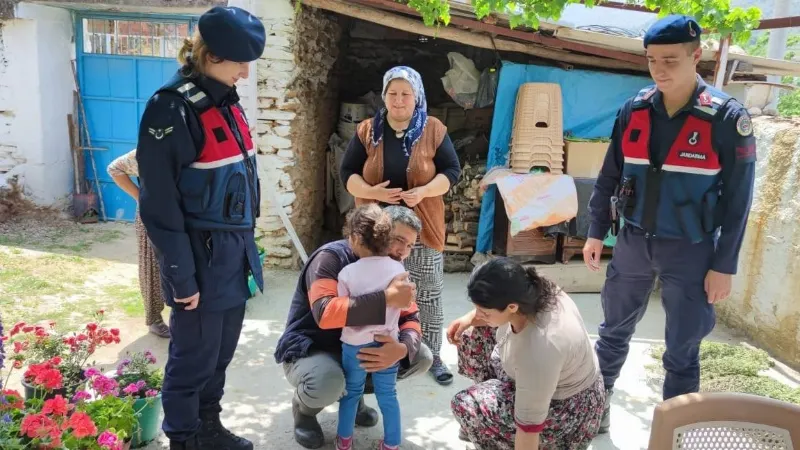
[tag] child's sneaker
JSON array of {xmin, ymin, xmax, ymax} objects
[
  {"xmin": 378, "ymin": 439, "xmax": 399, "ymax": 450},
  {"xmin": 336, "ymin": 435, "xmax": 353, "ymax": 450}
]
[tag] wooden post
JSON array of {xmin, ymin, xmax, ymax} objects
[{"xmin": 714, "ymin": 35, "xmax": 731, "ymax": 89}]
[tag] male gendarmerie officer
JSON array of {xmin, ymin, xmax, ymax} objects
[
  {"xmin": 583, "ymin": 15, "xmax": 757, "ymax": 433},
  {"xmin": 136, "ymin": 6, "xmax": 265, "ymax": 450}
]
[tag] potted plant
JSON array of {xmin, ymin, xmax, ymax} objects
[
  {"xmin": 0, "ymin": 389, "xmax": 26, "ymax": 449},
  {"xmin": 248, "ymin": 237, "xmax": 267, "ymax": 298},
  {"xmin": 78, "ymin": 370, "xmax": 138, "ymax": 449},
  {"xmin": 112, "ymin": 351, "xmax": 163, "ymax": 448},
  {"xmin": 5, "ymin": 312, "xmax": 121, "ymax": 401}
]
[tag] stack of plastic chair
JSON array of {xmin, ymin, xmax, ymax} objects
[{"xmin": 509, "ymin": 83, "xmax": 564, "ymax": 174}]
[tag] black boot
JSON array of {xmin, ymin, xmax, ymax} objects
[
  {"xmin": 170, "ymin": 435, "xmax": 200, "ymax": 450},
  {"xmin": 354, "ymin": 396, "xmax": 379, "ymax": 427},
  {"xmin": 292, "ymin": 397, "xmax": 324, "ymax": 449},
  {"xmin": 198, "ymin": 412, "xmax": 253, "ymax": 450},
  {"xmin": 598, "ymin": 388, "xmax": 613, "ymax": 434}
]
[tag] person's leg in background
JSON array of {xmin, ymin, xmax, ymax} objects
[
  {"xmin": 372, "ymin": 361, "xmax": 401, "ymax": 449},
  {"xmin": 134, "ymin": 212, "xmax": 169, "ymax": 338},
  {"xmin": 405, "ymin": 244, "xmax": 451, "ymax": 385},
  {"xmin": 336, "ymin": 343, "xmax": 370, "ymax": 449},
  {"xmin": 196, "ymin": 304, "xmax": 252, "ymax": 449},
  {"xmin": 594, "ymin": 226, "xmax": 657, "ymax": 433},
  {"xmin": 655, "ymin": 237, "xmax": 716, "ymax": 400}
]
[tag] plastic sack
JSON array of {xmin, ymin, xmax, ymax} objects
[
  {"xmin": 481, "ymin": 168, "xmax": 577, "ymax": 236},
  {"xmin": 441, "ymin": 52, "xmax": 480, "ymax": 109},
  {"xmin": 475, "ymin": 67, "xmax": 499, "ymax": 108}
]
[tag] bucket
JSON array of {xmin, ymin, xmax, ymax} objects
[{"xmin": 131, "ymin": 395, "xmax": 162, "ymax": 448}]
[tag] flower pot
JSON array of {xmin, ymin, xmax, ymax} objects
[
  {"xmin": 247, "ymin": 250, "xmax": 266, "ymax": 298},
  {"xmin": 21, "ymin": 377, "xmax": 84, "ymax": 402},
  {"xmin": 130, "ymin": 394, "xmax": 162, "ymax": 448}
]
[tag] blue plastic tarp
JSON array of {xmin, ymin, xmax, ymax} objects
[{"xmin": 476, "ymin": 61, "xmax": 653, "ymax": 254}]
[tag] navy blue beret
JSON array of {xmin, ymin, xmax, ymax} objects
[
  {"xmin": 199, "ymin": 6, "xmax": 266, "ymax": 62},
  {"xmin": 643, "ymin": 15, "xmax": 702, "ymax": 48}
]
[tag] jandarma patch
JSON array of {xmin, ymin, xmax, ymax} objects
[
  {"xmin": 679, "ymin": 151, "xmax": 707, "ymax": 160},
  {"xmin": 736, "ymin": 115, "xmax": 753, "ymax": 136}
]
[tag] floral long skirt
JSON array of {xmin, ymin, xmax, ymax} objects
[
  {"xmin": 134, "ymin": 212, "xmax": 166, "ymax": 326},
  {"xmin": 450, "ymin": 326, "xmax": 605, "ymax": 450}
]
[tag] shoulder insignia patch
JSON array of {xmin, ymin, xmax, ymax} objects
[
  {"xmin": 698, "ymin": 92, "xmax": 712, "ymax": 106},
  {"xmin": 148, "ymin": 127, "xmax": 174, "ymax": 140},
  {"xmin": 736, "ymin": 114, "xmax": 753, "ymax": 137}
]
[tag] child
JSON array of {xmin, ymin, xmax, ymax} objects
[{"xmin": 336, "ymin": 204, "xmax": 409, "ymax": 450}]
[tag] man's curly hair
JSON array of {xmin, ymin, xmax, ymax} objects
[{"xmin": 343, "ymin": 203, "xmax": 393, "ymax": 256}]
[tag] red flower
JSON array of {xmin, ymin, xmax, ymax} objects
[
  {"xmin": 68, "ymin": 411, "xmax": 98, "ymax": 438},
  {"xmin": 49, "ymin": 356, "xmax": 62, "ymax": 366},
  {"xmin": 0, "ymin": 389, "xmax": 24, "ymax": 410},
  {"xmin": 86, "ymin": 323, "xmax": 98, "ymax": 332},
  {"xmin": 97, "ymin": 309, "xmax": 105, "ymax": 315},
  {"xmin": 110, "ymin": 328, "xmax": 120, "ymax": 337},
  {"xmin": 20, "ymin": 413, "xmax": 57, "ymax": 440},
  {"xmin": 13, "ymin": 360, "xmax": 23, "ymax": 369},
  {"xmin": 77, "ymin": 334, "xmax": 87, "ymax": 342},
  {"xmin": 13, "ymin": 341, "xmax": 28, "ymax": 353},
  {"xmin": 22, "ymin": 326, "xmax": 34, "ymax": 333},
  {"xmin": 42, "ymin": 395, "xmax": 70, "ymax": 416},
  {"xmin": 35, "ymin": 327, "xmax": 48, "ymax": 338}
]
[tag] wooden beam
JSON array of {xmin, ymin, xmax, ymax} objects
[
  {"xmin": 301, "ymin": 0, "xmax": 648, "ymax": 72},
  {"xmin": 713, "ymin": 35, "xmax": 731, "ymax": 90},
  {"xmin": 350, "ymin": 0, "xmax": 648, "ymax": 66}
]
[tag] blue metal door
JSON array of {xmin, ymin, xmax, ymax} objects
[{"xmin": 77, "ymin": 15, "xmax": 197, "ymax": 222}]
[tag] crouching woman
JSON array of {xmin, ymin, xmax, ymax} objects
[{"xmin": 447, "ymin": 258, "xmax": 605, "ymax": 449}]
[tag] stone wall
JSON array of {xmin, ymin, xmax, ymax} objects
[
  {"xmin": 253, "ymin": 2, "xmax": 343, "ymax": 268},
  {"xmin": 717, "ymin": 117, "xmax": 800, "ymax": 369}
]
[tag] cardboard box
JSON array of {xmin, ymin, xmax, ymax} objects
[{"xmin": 564, "ymin": 140, "xmax": 609, "ymax": 178}]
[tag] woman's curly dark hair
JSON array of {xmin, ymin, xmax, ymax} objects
[
  {"xmin": 467, "ymin": 257, "xmax": 561, "ymax": 318},
  {"xmin": 342, "ymin": 203, "xmax": 393, "ymax": 256}
]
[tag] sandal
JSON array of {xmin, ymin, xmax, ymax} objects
[
  {"xmin": 429, "ymin": 356, "xmax": 453, "ymax": 386},
  {"xmin": 149, "ymin": 321, "xmax": 170, "ymax": 338}
]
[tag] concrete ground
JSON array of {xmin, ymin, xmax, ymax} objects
[
  {"xmin": 4, "ymin": 221, "xmax": 798, "ymax": 450},
  {"xmin": 122, "ymin": 270, "xmax": 797, "ymax": 450}
]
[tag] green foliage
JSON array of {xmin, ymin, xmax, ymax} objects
[
  {"xmin": 406, "ymin": 0, "xmax": 762, "ymax": 44},
  {"xmin": 648, "ymin": 341, "xmax": 800, "ymax": 405},
  {"xmin": 76, "ymin": 395, "xmax": 137, "ymax": 441},
  {"xmin": 745, "ymin": 32, "xmax": 800, "ymax": 118}
]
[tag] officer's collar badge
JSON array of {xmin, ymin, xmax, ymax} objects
[
  {"xmin": 149, "ymin": 127, "xmax": 174, "ymax": 140},
  {"xmin": 736, "ymin": 115, "xmax": 753, "ymax": 136}
]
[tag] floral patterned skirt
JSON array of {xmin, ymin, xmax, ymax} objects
[{"xmin": 450, "ymin": 326, "xmax": 605, "ymax": 450}]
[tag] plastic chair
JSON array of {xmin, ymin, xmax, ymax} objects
[{"xmin": 648, "ymin": 392, "xmax": 800, "ymax": 450}]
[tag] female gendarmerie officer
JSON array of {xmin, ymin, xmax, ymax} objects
[{"xmin": 136, "ymin": 6, "xmax": 265, "ymax": 450}]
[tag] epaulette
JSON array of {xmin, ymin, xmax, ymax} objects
[
  {"xmin": 692, "ymin": 88, "xmax": 730, "ymax": 118},
  {"xmin": 631, "ymin": 86, "xmax": 657, "ymax": 109},
  {"xmin": 173, "ymin": 81, "xmax": 214, "ymax": 111}
]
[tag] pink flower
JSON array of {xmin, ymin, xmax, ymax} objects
[
  {"xmin": 91, "ymin": 375, "xmax": 119, "ymax": 397},
  {"xmin": 72, "ymin": 391, "xmax": 92, "ymax": 402},
  {"xmin": 83, "ymin": 368, "xmax": 100, "ymax": 378},
  {"xmin": 97, "ymin": 430, "xmax": 121, "ymax": 450},
  {"xmin": 144, "ymin": 351, "xmax": 157, "ymax": 364},
  {"xmin": 145, "ymin": 389, "xmax": 159, "ymax": 397},
  {"xmin": 122, "ymin": 383, "xmax": 140, "ymax": 395}
]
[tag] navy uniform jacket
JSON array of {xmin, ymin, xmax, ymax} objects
[
  {"xmin": 136, "ymin": 72, "xmax": 263, "ymax": 311},
  {"xmin": 588, "ymin": 77, "xmax": 757, "ymax": 275}
]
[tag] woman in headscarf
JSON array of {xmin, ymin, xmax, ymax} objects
[
  {"xmin": 107, "ymin": 149, "xmax": 170, "ymax": 338},
  {"xmin": 340, "ymin": 66, "xmax": 462, "ymax": 386}
]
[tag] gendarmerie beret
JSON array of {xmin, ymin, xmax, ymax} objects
[
  {"xmin": 644, "ymin": 15, "xmax": 702, "ymax": 48},
  {"xmin": 199, "ymin": 6, "xmax": 266, "ymax": 62}
]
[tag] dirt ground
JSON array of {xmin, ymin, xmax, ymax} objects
[{"xmin": 2, "ymin": 214, "xmax": 799, "ymax": 450}]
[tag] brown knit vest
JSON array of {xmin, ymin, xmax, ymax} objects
[{"xmin": 355, "ymin": 117, "xmax": 448, "ymax": 252}]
